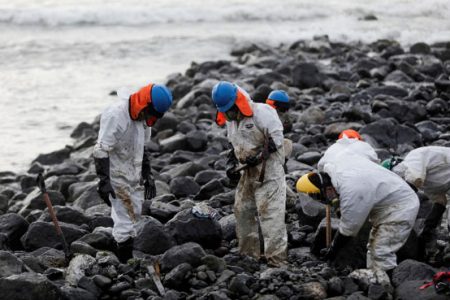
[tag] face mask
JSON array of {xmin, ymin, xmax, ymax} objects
[{"xmin": 224, "ymin": 106, "xmax": 239, "ymax": 121}]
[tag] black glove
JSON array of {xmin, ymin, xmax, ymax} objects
[
  {"xmin": 268, "ymin": 137, "xmax": 278, "ymax": 154},
  {"xmin": 320, "ymin": 231, "xmax": 352, "ymax": 261},
  {"xmin": 142, "ymin": 148, "xmax": 156, "ymax": 200},
  {"xmin": 226, "ymin": 144, "xmax": 241, "ymax": 186},
  {"xmin": 94, "ymin": 157, "xmax": 115, "ymax": 206}
]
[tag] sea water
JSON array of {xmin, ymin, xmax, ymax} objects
[{"xmin": 0, "ymin": 0, "xmax": 449, "ymax": 172}]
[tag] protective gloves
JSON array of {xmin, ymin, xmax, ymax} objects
[
  {"xmin": 320, "ymin": 231, "xmax": 352, "ymax": 261},
  {"xmin": 142, "ymin": 148, "xmax": 156, "ymax": 200},
  {"xmin": 226, "ymin": 144, "xmax": 241, "ymax": 186},
  {"xmin": 244, "ymin": 137, "xmax": 278, "ymax": 167},
  {"xmin": 94, "ymin": 157, "xmax": 115, "ymax": 206}
]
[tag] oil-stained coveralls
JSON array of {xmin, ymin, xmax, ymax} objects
[
  {"xmin": 226, "ymin": 96, "xmax": 288, "ymax": 266},
  {"xmin": 321, "ymin": 150, "xmax": 419, "ymax": 271},
  {"xmin": 392, "ymin": 146, "xmax": 450, "ymax": 239},
  {"xmin": 93, "ymin": 89, "xmax": 151, "ymax": 245}
]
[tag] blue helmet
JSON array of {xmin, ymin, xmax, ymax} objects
[
  {"xmin": 211, "ymin": 81, "xmax": 238, "ymax": 112},
  {"xmin": 268, "ymin": 90, "xmax": 289, "ymax": 103},
  {"xmin": 151, "ymin": 84, "xmax": 173, "ymax": 113}
]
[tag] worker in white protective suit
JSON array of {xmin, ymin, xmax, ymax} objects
[
  {"xmin": 387, "ymin": 146, "xmax": 450, "ymax": 257},
  {"xmin": 93, "ymin": 83, "xmax": 173, "ymax": 262},
  {"xmin": 317, "ymin": 129, "xmax": 379, "ymax": 172},
  {"xmin": 296, "ymin": 150, "xmax": 419, "ymax": 275},
  {"xmin": 212, "ymin": 81, "xmax": 288, "ymax": 266}
]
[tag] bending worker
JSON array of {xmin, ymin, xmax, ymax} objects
[
  {"xmin": 297, "ymin": 149, "xmax": 419, "ymax": 275},
  {"xmin": 93, "ymin": 83, "xmax": 173, "ymax": 262},
  {"xmin": 211, "ymin": 81, "xmax": 288, "ymax": 266},
  {"xmin": 387, "ymin": 146, "xmax": 450, "ymax": 255},
  {"xmin": 318, "ymin": 129, "xmax": 379, "ymax": 172}
]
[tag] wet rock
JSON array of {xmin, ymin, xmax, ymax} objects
[
  {"xmin": 146, "ymin": 200, "xmax": 181, "ymax": 223},
  {"xmin": 0, "ymin": 251, "xmax": 24, "ymax": 278},
  {"xmin": 160, "ymin": 242, "xmax": 206, "ymax": 272},
  {"xmin": 165, "ymin": 209, "xmax": 222, "ymax": 248},
  {"xmin": 293, "ymin": 62, "xmax": 324, "ymax": 89},
  {"xmin": 366, "ymin": 85, "xmax": 409, "ymax": 98},
  {"xmin": 72, "ymin": 184, "xmax": 104, "ymax": 211},
  {"xmin": 21, "ymin": 221, "xmax": 88, "ymax": 251},
  {"xmin": 152, "ymin": 112, "xmax": 180, "ymax": 132},
  {"xmin": 31, "ymin": 247, "xmax": 66, "ymax": 269},
  {"xmin": 328, "ymin": 276, "xmax": 344, "ymax": 296},
  {"xmin": 60, "ymin": 286, "xmax": 97, "ymax": 300},
  {"xmin": 163, "ymin": 262, "xmax": 192, "ymax": 289},
  {"xmin": 38, "ymin": 206, "xmax": 91, "ymax": 226},
  {"xmin": 28, "ymin": 162, "xmax": 45, "ymax": 174},
  {"xmin": 194, "ymin": 179, "xmax": 225, "ymax": 200},
  {"xmin": 0, "ymin": 273, "xmax": 61, "ymax": 300},
  {"xmin": 391, "ymin": 259, "xmax": 436, "ymax": 287},
  {"xmin": 372, "ymin": 97, "xmax": 427, "ymax": 123},
  {"xmin": 194, "ymin": 170, "xmax": 224, "ymax": 186},
  {"xmin": 77, "ymin": 276, "xmax": 102, "ymax": 298},
  {"xmin": 229, "ymin": 274, "xmax": 252, "ymax": 296},
  {"xmin": 19, "ymin": 188, "xmax": 65, "ymax": 215},
  {"xmin": 360, "ymin": 118, "xmax": 422, "ymax": 150},
  {"xmin": 219, "ymin": 214, "xmax": 236, "ymax": 241},
  {"xmin": 385, "ymin": 70, "xmax": 414, "ymax": 83},
  {"xmin": 395, "ymin": 280, "xmax": 447, "ymax": 300},
  {"xmin": 160, "ymin": 133, "xmax": 188, "ymax": 153},
  {"xmin": 0, "ymin": 213, "xmax": 29, "ymax": 250},
  {"xmin": 298, "ymin": 106, "xmax": 326, "ymax": 124},
  {"xmin": 77, "ymin": 231, "xmax": 115, "ymax": 252},
  {"xmin": 162, "ymin": 162, "xmax": 207, "ymax": 180},
  {"xmin": 46, "ymin": 162, "xmax": 85, "ymax": 177},
  {"xmin": 169, "ymin": 176, "xmax": 200, "ymax": 198},
  {"xmin": 209, "ymin": 191, "xmax": 235, "ymax": 208},
  {"xmin": 134, "ymin": 216, "xmax": 175, "ymax": 255},
  {"xmin": 32, "ymin": 146, "xmax": 72, "ymax": 165},
  {"xmin": 186, "ymin": 130, "xmax": 208, "ymax": 151},
  {"xmin": 70, "ymin": 241, "xmax": 98, "ymax": 257},
  {"xmin": 410, "ymin": 42, "xmax": 431, "ymax": 54},
  {"xmin": 425, "ymin": 98, "xmax": 448, "ymax": 114},
  {"xmin": 435, "ymin": 79, "xmax": 450, "ymax": 94},
  {"xmin": 296, "ymin": 151, "xmax": 322, "ymax": 165}
]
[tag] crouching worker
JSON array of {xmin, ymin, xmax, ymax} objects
[
  {"xmin": 93, "ymin": 83, "xmax": 173, "ymax": 263},
  {"xmin": 385, "ymin": 146, "xmax": 450, "ymax": 260},
  {"xmin": 211, "ymin": 81, "xmax": 288, "ymax": 266},
  {"xmin": 296, "ymin": 151, "xmax": 419, "ymax": 275}
]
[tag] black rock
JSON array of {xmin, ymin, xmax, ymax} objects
[
  {"xmin": 134, "ymin": 216, "xmax": 175, "ymax": 255},
  {"xmin": 0, "ymin": 250, "xmax": 24, "ymax": 278},
  {"xmin": 229, "ymin": 274, "xmax": 252, "ymax": 295},
  {"xmin": 46, "ymin": 162, "xmax": 85, "ymax": 177},
  {"xmin": 145, "ymin": 200, "xmax": 181, "ymax": 223},
  {"xmin": 293, "ymin": 62, "xmax": 324, "ymax": 89},
  {"xmin": 0, "ymin": 213, "xmax": 29, "ymax": 250},
  {"xmin": 72, "ymin": 184, "xmax": 104, "ymax": 211},
  {"xmin": 169, "ymin": 177, "xmax": 200, "ymax": 198},
  {"xmin": 186, "ymin": 130, "xmax": 208, "ymax": 152},
  {"xmin": 366, "ymin": 85, "xmax": 409, "ymax": 98},
  {"xmin": 160, "ymin": 133, "xmax": 188, "ymax": 153},
  {"xmin": 395, "ymin": 280, "xmax": 447, "ymax": 300},
  {"xmin": 296, "ymin": 194, "xmax": 326, "ymax": 228},
  {"xmin": 194, "ymin": 170, "xmax": 224, "ymax": 186},
  {"xmin": 60, "ymin": 286, "xmax": 97, "ymax": 300},
  {"xmin": 38, "ymin": 206, "xmax": 91, "ymax": 226},
  {"xmin": 410, "ymin": 42, "xmax": 431, "ymax": 54},
  {"xmin": 391, "ymin": 259, "xmax": 436, "ymax": 287},
  {"xmin": 77, "ymin": 231, "xmax": 115, "ymax": 251},
  {"xmin": 21, "ymin": 221, "xmax": 88, "ymax": 251},
  {"xmin": 219, "ymin": 214, "xmax": 236, "ymax": 241},
  {"xmin": 194, "ymin": 179, "xmax": 225, "ymax": 200},
  {"xmin": 0, "ymin": 273, "xmax": 61, "ymax": 300},
  {"xmin": 165, "ymin": 209, "xmax": 222, "ymax": 249},
  {"xmin": 32, "ymin": 146, "xmax": 72, "ymax": 166},
  {"xmin": 160, "ymin": 242, "xmax": 206, "ymax": 272},
  {"xmin": 163, "ymin": 262, "xmax": 192, "ymax": 289},
  {"xmin": 19, "ymin": 188, "xmax": 66, "ymax": 214}
]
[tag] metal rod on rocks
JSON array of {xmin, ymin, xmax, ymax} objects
[
  {"xmin": 326, "ymin": 205, "xmax": 332, "ymax": 248},
  {"xmin": 36, "ymin": 173, "xmax": 70, "ymax": 259},
  {"xmin": 147, "ymin": 263, "xmax": 165, "ymax": 296}
]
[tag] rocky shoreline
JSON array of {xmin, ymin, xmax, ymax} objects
[{"xmin": 1, "ymin": 36, "xmax": 450, "ymax": 300}]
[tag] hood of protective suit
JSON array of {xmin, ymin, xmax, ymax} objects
[
  {"xmin": 215, "ymin": 89, "xmax": 253, "ymax": 126},
  {"xmin": 129, "ymin": 84, "xmax": 160, "ymax": 126}
]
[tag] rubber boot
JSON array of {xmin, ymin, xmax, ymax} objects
[
  {"xmin": 117, "ymin": 238, "xmax": 134, "ymax": 263},
  {"xmin": 419, "ymin": 203, "xmax": 446, "ymax": 261}
]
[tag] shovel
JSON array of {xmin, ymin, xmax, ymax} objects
[{"xmin": 36, "ymin": 173, "xmax": 70, "ymax": 259}]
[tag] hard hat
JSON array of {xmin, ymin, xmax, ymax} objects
[
  {"xmin": 267, "ymin": 90, "xmax": 289, "ymax": 103},
  {"xmin": 338, "ymin": 129, "xmax": 362, "ymax": 140},
  {"xmin": 296, "ymin": 173, "xmax": 321, "ymax": 194},
  {"xmin": 211, "ymin": 81, "xmax": 238, "ymax": 112},
  {"xmin": 151, "ymin": 84, "xmax": 173, "ymax": 113}
]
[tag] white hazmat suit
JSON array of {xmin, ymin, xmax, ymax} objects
[
  {"xmin": 93, "ymin": 90, "xmax": 150, "ymax": 243},
  {"xmin": 321, "ymin": 149, "xmax": 419, "ymax": 271},
  {"xmin": 392, "ymin": 146, "xmax": 450, "ymax": 205},
  {"xmin": 318, "ymin": 137, "xmax": 379, "ymax": 172},
  {"xmin": 226, "ymin": 98, "xmax": 288, "ymax": 266}
]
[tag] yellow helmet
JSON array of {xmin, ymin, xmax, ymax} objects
[{"xmin": 296, "ymin": 173, "xmax": 321, "ymax": 194}]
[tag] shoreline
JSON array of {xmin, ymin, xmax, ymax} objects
[{"xmin": 0, "ymin": 36, "xmax": 449, "ymax": 299}]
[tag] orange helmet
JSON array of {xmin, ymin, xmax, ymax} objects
[{"xmin": 338, "ymin": 129, "xmax": 362, "ymax": 140}]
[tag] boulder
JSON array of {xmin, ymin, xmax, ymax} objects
[
  {"xmin": 165, "ymin": 209, "xmax": 222, "ymax": 249},
  {"xmin": 66, "ymin": 254, "xmax": 96, "ymax": 285},
  {"xmin": 0, "ymin": 213, "xmax": 29, "ymax": 250},
  {"xmin": 38, "ymin": 206, "xmax": 91, "ymax": 226},
  {"xmin": 134, "ymin": 216, "xmax": 175, "ymax": 255},
  {"xmin": 60, "ymin": 286, "xmax": 97, "ymax": 300},
  {"xmin": 169, "ymin": 177, "xmax": 200, "ymax": 198},
  {"xmin": 194, "ymin": 179, "xmax": 225, "ymax": 200},
  {"xmin": 72, "ymin": 184, "xmax": 104, "ymax": 211},
  {"xmin": 391, "ymin": 259, "xmax": 436, "ymax": 287},
  {"xmin": 163, "ymin": 262, "xmax": 192, "ymax": 289},
  {"xmin": 160, "ymin": 133, "xmax": 188, "ymax": 153},
  {"xmin": 219, "ymin": 214, "xmax": 236, "ymax": 241},
  {"xmin": 146, "ymin": 201, "xmax": 181, "ymax": 223},
  {"xmin": 0, "ymin": 273, "xmax": 61, "ymax": 300},
  {"xmin": 32, "ymin": 146, "xmax": 72, "ymax": 165},
  {"xmin": 395, "ymin": 280, "xmax": 447, "ymax": 300},
  {"xmin": 0, "ymin": 251, "xmax": 24, "ymax": 278},
  {"xmin": 160, "ymin": 242, "xmax": 206, "ymax": 272},
  {"xmin": 19, "ymin": 188, "xmax": 65, "ymax": 215},
  {"xmin": 194, "ymin": 170, "xmax": 224, "ymax": 185},
  {"xmin": 186, "ymin": 130, "xmax": 208, "ymax": 151},
  {"xmin": 77, "ymin": 231, "xmax": 115, "ymax": 252},
  {"xmin": 293, "ymin": 62, "xmax": 324, "ymax": 89},
  {"xmin": 21, "ymin": 221, "xmax": 88, "ymax": 251}
]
